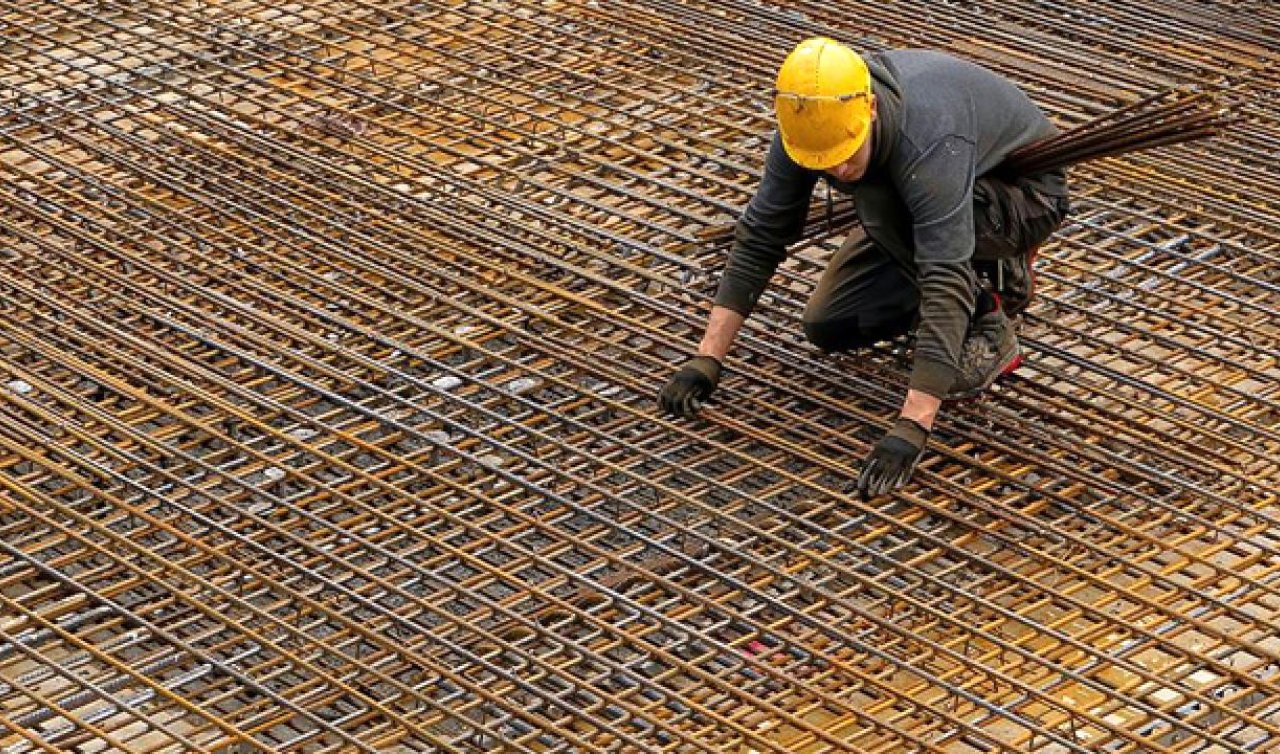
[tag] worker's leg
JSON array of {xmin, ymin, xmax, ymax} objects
[
  {"xmin": 802, "ymin": 230, "xmax": 918, "ymax": 353},
  {"xmin": 944, "ymin": 172, "xmax": 1068, "ymax": 398},
  {"xmin": 971, "ymin": 170, "xmax": 1070, "ymax": 316},
  {"xmin": 971, "ymin": 173, "xmax": 1068, "ymax": 260}
]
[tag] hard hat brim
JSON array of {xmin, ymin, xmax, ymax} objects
[{"xmin": 780, "ymin": 119, "xmax": 871, "ymax": 171}]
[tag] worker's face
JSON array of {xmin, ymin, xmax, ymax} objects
[
  {"xmin": 824, "ymin": 98, "xmax": 877, "ymax": 183},
  {"xmin": 824, "ymin": 138, "xmax": 873, "ymax": 182}
]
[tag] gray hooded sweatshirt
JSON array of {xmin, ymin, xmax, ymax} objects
[{"xmin": 714, "ymin": 49, "xmax": 1067, "ymax": 397}]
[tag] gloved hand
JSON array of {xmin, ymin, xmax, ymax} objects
[
  {"xmin": 856, "ymin": 417, "xmax": 929, "ymax": 501},
  {"xmin": 657, "ymin": 355, "xmax": 722, "ymax": 418}
]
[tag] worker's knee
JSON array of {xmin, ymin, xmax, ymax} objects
[
  {"xmin": 803, "ymin": 315, "xmax": 854, "ymax": 353},
  {"xmin": 803, "ymin": 314, "xmax": 907, "ymax": 353}
]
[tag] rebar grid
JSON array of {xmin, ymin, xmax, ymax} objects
[{"xmin": 0, "ymin": 1, "xmax": 1276, "ymax": 752}]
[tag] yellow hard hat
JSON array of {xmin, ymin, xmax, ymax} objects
[{"xmin": 774, "ymin": 37, "xmax": 874, "ymax": 170}]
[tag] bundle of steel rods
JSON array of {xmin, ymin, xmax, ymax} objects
[{"xmin": 1000, "ymin": 88, "xmax": 1229, "ymax": 176}]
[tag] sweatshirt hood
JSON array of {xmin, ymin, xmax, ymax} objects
[{"xmin": 865, "ymin": 52, "xmax": 903, "ymax": 175}]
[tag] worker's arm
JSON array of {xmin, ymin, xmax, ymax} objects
[
  {"xmin": 859, "ymin": 133, "xmax": 977, "ymax": 499},
  {"xmin": 656, "ymin": 306, "xmax": 744, "ymax": 417},
  {"xmin": 697, "ymin": 305, "xmax": 745, "ymax": 360},
  {"xmin": 902, "ymin": 134, "xmax": 980, "ymax": 402},
  {"xmin": 659, "ymin": 133, "xmax": 816, "ymax": 418},
  {"xmin": 712, "ymin": 133, "xmax": 818, "ymax": 318}
]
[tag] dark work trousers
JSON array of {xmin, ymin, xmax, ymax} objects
[{"xmin": 802, "ymin": 172, "xmax": 1069, "ymax": 353}]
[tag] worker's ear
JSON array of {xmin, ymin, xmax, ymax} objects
[{"xmin": 869, "ymin": 94, "xmax": 878, "ymax": 121}]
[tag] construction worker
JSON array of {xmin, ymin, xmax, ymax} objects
[{"xmin": 658, "ymin": 38, "xmax": 1070, "ymax": 500}]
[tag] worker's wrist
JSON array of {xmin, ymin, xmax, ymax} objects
[
  {"xmin": 900, "ymin": 389, "xmax": 942, "ymax": 431},
  {"xmin": 697, "ymin": 306, "xmax": 746, "ymax": 361},
  {"xmin": 887, "ymin": 416, "xmax": 930, "ymax": 448},
  {"xmin": 682, "ymin": 354, "xmax": 722, "ymax": 384}
]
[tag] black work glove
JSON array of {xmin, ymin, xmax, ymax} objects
[
  {"xmin": 856, "ymin": 417, "xmax": 929, "ymax": 501},
  {"xmin": 657, "ymin": 355, "xmax": 722, "ymax": 418}
]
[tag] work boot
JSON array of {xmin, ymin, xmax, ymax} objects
[
  {"xmin": 997, "ymin": 246, "xmax": 1039, "ymax": 318},
  {"xmin": 945, "ymin": 306, "xmax": 1022, "ymax": 400}
]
